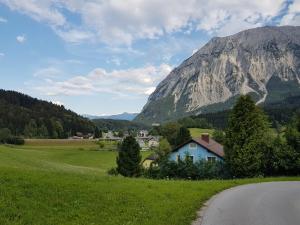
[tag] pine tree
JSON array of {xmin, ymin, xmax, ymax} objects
[
  {"xmin": 224, "ymin": 95, "xmax": 270, "ymax": 177},
  {"xmin": 94, "ymin": 127, "xmax": 101, "ymax": 139},
  {"xmin": 176, "ymin": 126, "xmax": 191, "ymax": 146},
  {"xmin": 117, "ymin": 136, "xmax": 141, "ymax": 177}
]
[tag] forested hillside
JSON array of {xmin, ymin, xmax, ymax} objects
[
  {"xmin": 93, "ymin": 118, "xmax": 149, "ymax": 131},
  {"xmin": 0, "ymin": 90, "xmax": 95, "ymax": 138},
  {"xmin": 180, "ymin": 95, "xmax": 300, "ymax": 129}
]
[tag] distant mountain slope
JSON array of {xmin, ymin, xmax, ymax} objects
[
  {"xmin": 0, "ymin": 90, "xmax": 95, "ymax": 138},
  {"xmin": 135, "ymin": 26, "xmax": 300, "ymax": 124},
  {"xmin": 84, "ymin": 112, "xmax": 138, "ymax": 121},
  {"xmin": 93, "ymin": 118, "xmax": 149, "ymax": 131}
]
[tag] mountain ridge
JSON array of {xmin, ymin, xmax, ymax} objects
[
  {"xmin": 83, "ymin": 112, "xmax": 138, "ymax": 121},
  {"xmin": 135, "ymin": 26, "xmax": 300, "ymax": 124}
]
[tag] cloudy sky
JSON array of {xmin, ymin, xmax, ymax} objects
[{"xmin": 0, "ymin": 0, "xmax": 299, "ymax": 115}]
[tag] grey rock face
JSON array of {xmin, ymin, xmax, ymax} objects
[{"xmin": 136, "ymin": 26, "xmax": 300, "ymax": 123}]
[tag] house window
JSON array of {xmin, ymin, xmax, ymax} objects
[
  {"xmin": 177, "ymin": 155, "xmax": 181, "ymax": 162},
  {"xmin": 189, "ymin": 143, "xmax": 197, "ymax": 149},
  {"xmin": 207, "ymin": 156, "xmax": 216, "ymax": 162},
  {"xmin": 186, "ymin": 155, "xmax": 194, "ymax": 162}
]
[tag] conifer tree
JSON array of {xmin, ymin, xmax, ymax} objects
[
  {"xmin": 117, "ymin": 136, "xmax": 141, "ymax": 177},
  {"xmin": 176, "ymin": 126, "xmax": 191, "ymax": 146},
  {"xmin": 224, "ymin": 95, "xmax": 269, "ymax": 177},
  {"xmin": 94, "ymin": 127, "xmax": 101, "ymax": 139}
]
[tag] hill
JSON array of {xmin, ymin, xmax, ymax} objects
[
  {"xmin": 93, "ymin": 118, "xmax": 149, "ymax": 131},
  {"xmin": 135, "ymin": 26, "xmax": 300, "ymax": 124},
  {"xmin": 0, "ymin": 89, "xmax": 95, "ymax": 138}
]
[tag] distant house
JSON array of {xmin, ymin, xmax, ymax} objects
[
  {"xmin": 142, "ymin": 153, "xmax": 159, "ymax": 168},
  {"xmin": 169, "ymin": 134, "xmax": 224, "ymax": 163},
  {"xmin": 137, "ymin": 139, "xmax": 149, "ymax": 151},
  {"xmin": 148, "ymin": 138, "xmax": 159, "ymax": 148},
  {"xmin": 138, "ymin": 130, "xmax": 149, "ymax": 137}
]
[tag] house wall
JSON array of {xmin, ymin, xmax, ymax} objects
[
  {"xmin": 143, "ymin": 159, "xmax": 154, "ymax": 168},
  {"xmin": 169, "ymin": 141, "xmax": 222, "ymax": 163}
]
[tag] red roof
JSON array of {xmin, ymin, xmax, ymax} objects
[{"xmin": 172, "ymin": 137, "xmax": 224, "ymax": 158}]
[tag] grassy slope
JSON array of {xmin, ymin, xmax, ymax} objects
[
  {"xmin": 189, "ymin": 128, "xmax": 214, "ymax": 138},
  {"xmin": 0, "ymin": 143, "xmax": 299, "ymax": 225}
]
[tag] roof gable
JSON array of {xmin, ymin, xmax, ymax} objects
[{"xmin": 172, "ymin": 137, "xmax": 224, "ymax": 158}]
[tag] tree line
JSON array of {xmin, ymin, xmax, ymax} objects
[{"xmin": 0, "ymin": 90, "xmax": 95, "ymax": 139}]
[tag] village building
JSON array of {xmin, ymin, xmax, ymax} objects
[
  {"xmin": 137, "ymin": 130, "xmax": 149, "ymax": 137},
  {"xmin": 142, "ymin": 154, "xmax": 159, "ymax": 168},
  {"xmin": 169, "ymin": 134, "xmax": 224, "ymax": 163}
]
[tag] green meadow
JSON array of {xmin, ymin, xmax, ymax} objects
[
  {"xmin": 0, "ymin": 141, "xmax": 299, "ymax": 225},
  {"xmin": 188, "ymin": 128, "xmax": 214, "ymax": 138}
]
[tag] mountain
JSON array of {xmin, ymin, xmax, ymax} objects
[
  {"xmin": 0, "ymin": 90, "xmax": 95, "ymax": 138},
  {"xmin": 83, "ymin": 112, "xmax": 138, "ymax": 121},
  {"xmin": 135, "ymin": 26, "xmax": 300, "ymax": 124}
]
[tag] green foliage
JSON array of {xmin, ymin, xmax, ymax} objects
[
  {"xmin": 161, "ymin": 122, "xmax": 181, "ymax": 146},
  {"xmin": 0, "ymin": 89, "xmax": 95, "ymax": 138},
  {"xmin": 116, "ymin": 136, "xmax": 142, "ymax": 177},
  {"xmin": 94, "ymin": 126, "xmax": 102, "ymax": 138},
  {"xmin": 262, "ymin": 136, "xmax": 299, "ymax": 176},
  {"xmin": 176, "ymin": 127, "xmax": 191, "ymax": 146},
  {"xmin": 224, "ymin": 95, "xmax": 270, "ymax": 178},
  {"xmin": 144, "ymin": 158, "xmax": 228, "ymax": 180},
  {"xmin": 0, "ymin": 128, "xmax": 12, "ymax": 143},
  {"xmin": 160, "ymin": 122, "xmax": 191, "ymax": 147},
  {"xmin": 0, "ymin": 128, "xmax": 24, "ymax": 145},
  {"xmin": 285, "ymin": 114, "xmax": 300, "ymax": 153},
  {"xmin": 6, "ymin": 136, "xmax": 25, "ymax": 145},
  {"xmin": 93, "ymin": 118, "xmax": 149, "ymax": 132},
  {"xmin": 212, "ymin": 130, "xmax": 225, "ymax": 144},
  {"xmin": 118, "ymin": 130, "xmax": 124, "ymax": 137},
  {"xmin": 178, "ymin": 117, "xmax": 212, "ymax": 129},
  {"xmin": 155, "ymin": 138, "xmax": 171, "ymax": 162},
  {"xmin": 107, "ymin": 167, "xmax": 119, "ymax": 176}
]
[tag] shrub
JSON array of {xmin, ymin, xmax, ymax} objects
[
  {"xmin": 143, "ymin": 159, "xmax": 229, "ymax": 180},
  {"xmin": 107, "ymin": 167, "xmax": 119, "ymax": 176},
  {"xmin": 2, "ymin": 136, "xmax": 25, "ymax": 145}
]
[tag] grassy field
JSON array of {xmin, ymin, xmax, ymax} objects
[
  {"xmin": 0, "ymin": 141, "xmax": 299, "ymax": 225},
  {"xmin": 188, "ymin": 128, "xmax": 214, "ymax": 138}
]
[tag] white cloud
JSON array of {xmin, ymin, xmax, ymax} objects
[
  {"xmin": 1, "ymin": 0, "xmax": 291, "ymax": 45},
  {"xmin": 16, "ymin": 35, "xmax": 26, "ymax": 43},
  {"xmin": 0, "ymin": 16, "xmax": 7, "ymax": 23},
  {"xmin": 280, "ymin": 1, "xmax": 300, "ymax": 26},
  {"xmin": 33, "ymin": 67, "xmax": 63, "ymax": 78},
  {"xmin": 34, "ymin": 64, "xmax": 172, "ymax": 97},
  {"xmin": 0, "ymin": 52, "xmax": 4, "ymax": 57}
]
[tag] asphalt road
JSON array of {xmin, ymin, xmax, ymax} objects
[{"xmin": 198, "ymin": 182, "xmax": 300, "ymax": 225}]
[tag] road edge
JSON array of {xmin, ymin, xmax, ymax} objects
[{"xmin": 190, "ymin": 181, "xmax": 300, "ymax": 225}]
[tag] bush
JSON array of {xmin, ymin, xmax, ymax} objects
[
  {"xmin": 107, "ymin": 167, "xmax": 119, "ymax": 176},
  {"xmin": 143, "ymin": 159, "xmax": 230, "ymax": 180},
  {"xmin": 6, "ymin": 136, "xmax": 25, "ymax": 145}
]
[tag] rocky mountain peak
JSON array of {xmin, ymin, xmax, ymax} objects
[{"xmin": 135, "ymin": 26, "xmax": 300, "ymax": 124}]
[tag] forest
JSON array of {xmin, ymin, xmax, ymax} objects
[{"xmin": 0, "ymin": 89, "xmax": 95, "ymax": 138}]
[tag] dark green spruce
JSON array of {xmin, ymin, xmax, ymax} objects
[
  {"xmin": 224, "ymin": 95, "xmax": 270, "ymax": 178},
  {"xmin": 116, "ymin": 136, "xmax": 142, "ymax": 177}
]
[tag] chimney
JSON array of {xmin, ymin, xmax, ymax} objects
[{"xmin": 201, "ymin": 134, "xmax": 209, "ymax": 143}]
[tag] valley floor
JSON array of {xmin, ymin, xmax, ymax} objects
[{"xmin": 0, "ymin": 142, "xmax": 299, "ymax": 225}]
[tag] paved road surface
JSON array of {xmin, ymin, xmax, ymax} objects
[{"xmin": 199, "ymin": 182, "xmax": 300, "ymax": 225}]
